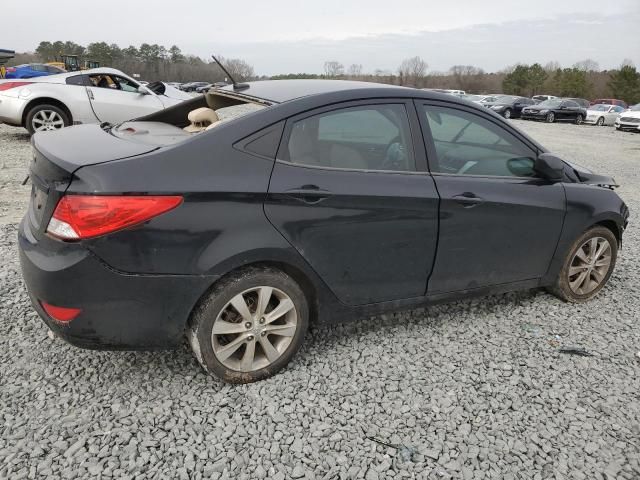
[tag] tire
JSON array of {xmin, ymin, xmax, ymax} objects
[
  {"xmin": 548, "ymin": 226, "xmax": 618, "ymax": 303},
  {"xmin": 503, "ymin": 108, "xmax": 512, "ymax": 119},
  {"xmin": 596, "ymin": 117, "xmax": 605, "ymax": 126},
  {"xmin": 25, "ymin": 104, "xmax": 70, "ymax": 135},
  {"xmin": 575, "ymin": 114, "xmax": 584, "ymax": 125},
  {"xmin": 545, "ymin": 112, "xmax": 555, "ymax": 123},
  {"xmin": 188, "ymin": 267, "xmax": 309, "ymax": 383}
]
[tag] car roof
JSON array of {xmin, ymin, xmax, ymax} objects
[
  {"xmin": 218, "ymin": 79, "xmax": 412, "ymax": 104},
  {"xmin": 17, "ymin": 67, "xmax": 132, "ymax": 84}
]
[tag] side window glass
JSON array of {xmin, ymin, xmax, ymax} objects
[
  {"xmin": 90, "ymin": 75, "xmax": 117, "ymax": 89},
  {"xmin": 423, "ymin": 105, "xmax": 537, "ymax": 177},
  {"xmin": 286, "ymin": 104, "xmax": 415, "ymax": 172},
  {"xmin": 66, "ymin": 75, "xmax": 86, "ymax": 86}
]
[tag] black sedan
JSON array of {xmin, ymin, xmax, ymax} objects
[
  {"xmin": 482, "ymin": 95, "xmax": 535, "ymax": 119},
  {"xmin": 19, "ymin": 80, "xmax": 628, "ymax": 383},
  {"xmin": 521, "ymin": 99, "xmax": 588, "ymax": 124}
]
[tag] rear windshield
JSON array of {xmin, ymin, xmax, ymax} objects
[{"xmin": 111, "ymin": 103, "xmax": 266, "ymax": 146}]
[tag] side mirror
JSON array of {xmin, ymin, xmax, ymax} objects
[
  {"xmin": 137, "ymin": 86, "xmax": 150, "ymax": 95},
  {"xmin": 534, "ymin": 153, "xmax": 565, "ymax": 181}
]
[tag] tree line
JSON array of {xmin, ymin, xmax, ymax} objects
[
  {"xmin": 9, "ymin": 43, "xmax": 640, "ymax": 103},
  {"xmin": 25, "ymin": 41, "xmax": 254, "ymax": 83},
  {"xmin": 276, "ymin": 58, "xmax": 639, "ymax": 103}
]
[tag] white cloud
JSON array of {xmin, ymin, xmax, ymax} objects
[{"xmin": 2, "ymin": 0, "xmax": 638, "ymax": 74}]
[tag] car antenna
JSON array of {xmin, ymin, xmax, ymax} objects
[{"xmin": 211, "ymin": 55, "xmax": 249, "ymax": 91}]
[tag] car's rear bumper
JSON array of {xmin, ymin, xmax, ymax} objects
[{"xmin": 18, "ymin": 217, "xmax": 216, "ymax": 350}]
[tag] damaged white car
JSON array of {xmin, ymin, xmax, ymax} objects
[{"xmin": 0, "ymin": 67, "xmax": 192, "ymax": 134}]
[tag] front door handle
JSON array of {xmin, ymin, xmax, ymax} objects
[
  {"xmin": 453, "ymin": 193, "xmax": 484, "ymax": 208},
  {"xmin": 284, "ymin": 185, "xmax": 332, "ymax": 204}
]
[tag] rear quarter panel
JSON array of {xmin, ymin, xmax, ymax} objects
[{"xmin": 24, "ymin": 83, "xmax": 97, "ymax": 125}]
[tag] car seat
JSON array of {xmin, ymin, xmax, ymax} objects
[{"xmin": 184, "ymin": 107, "xmax": 220, "ymax": 133}]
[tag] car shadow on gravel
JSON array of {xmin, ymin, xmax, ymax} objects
[
  {"xmin": 35, "ymin": 289, "xmax": 543, "ymax": 389},
  {"xmin": 1, "ymin": 129, "xmax": 30, "ymax": 142}
]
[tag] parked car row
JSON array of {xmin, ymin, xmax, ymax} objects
[
  {"xmin": 454, "ymin": 92, "xmax": 636, "ymax": 130},
  {"xmin": 177, "ymin": 81, "xmax": 229, "ymax": 93}
]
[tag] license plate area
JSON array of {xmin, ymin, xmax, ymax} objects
[{"xmin": 29, "ymin": 183, "xmax": 48, "ymax": 228}]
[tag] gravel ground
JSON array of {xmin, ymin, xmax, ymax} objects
[{"xmin": 1, "ymin": 121, "xmax": 639, "ymax": 479}]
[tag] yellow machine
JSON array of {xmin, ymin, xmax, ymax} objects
[
  {"xmin": 45, "ymin": 55, "xmax": 100, "ymax": 73},
  {"xmin": 0, "ymin": 48, "xmax": 16, "ymax": 78}
]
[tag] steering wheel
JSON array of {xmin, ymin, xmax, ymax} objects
[{"xmin": 382, "ymin": 136, "xmax": 407, "ymax": 170}]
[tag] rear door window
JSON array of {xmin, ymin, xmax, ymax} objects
[{"xmin": 285, "ymin": 104, "xmax": 416, "ymax": 172}]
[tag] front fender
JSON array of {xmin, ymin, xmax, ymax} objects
[{"xmin": 541, "ymin": 183, "xmax": 628, "ymax": 285}]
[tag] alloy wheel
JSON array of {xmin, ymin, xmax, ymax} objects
[
  {"xmin": 504, "ymin": 109, "xmax": 511, "ymax": 119},
  {"xmin": 211, "ymin": 286, "xmax": 298, "ymax": 372},
  {"xmin": 568, "ymin": 237, "xmax": 612, "ymax": 295},
  {"xmin": 546, "ymin": 112, "xmax": 555, "ymax": 123},
  {"xmin": 576, "ymin": 114, "xmax": 583, "ymax": 125},
  {"xmin": 32, "ymin": 110, "xmax": 65, "ymax": 132},
  {"xmin": 597, "ymin": 117, "xmax": 604, "ymax": 126}
]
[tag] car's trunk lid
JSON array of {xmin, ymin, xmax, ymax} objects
[
  {"xmin": 32, "ymin": 124, "xmax": 158, "ymax": 174},
  {"xmin": 27, "ymin": 124, "xmax": 158, "ymax": 233}
]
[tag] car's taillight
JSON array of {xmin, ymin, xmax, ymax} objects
[
  {"xmin": 0, "ymin": 81, "xmax": 30, "ymax": 91},
  {"xmin": 41, "ymin": 301, "xmax": 82, "ymax": 323},
  {"xmin": 47, "ymin": 195, "xmax": 183, "ymax": 240},
  {"xmin": 6, "ymin": 67, "xmax": 16, "ymax": 72}
]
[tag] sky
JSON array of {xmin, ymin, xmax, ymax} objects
[{"xmin": 3, "ymin": 0, "xmax": 639, "ymax": 75}]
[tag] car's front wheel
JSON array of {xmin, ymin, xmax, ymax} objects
[
  {"xmin": 546, "ymin": 112, "xmax": 555, "ymax": 123},
  {"xmin": 549, "ymin": 226, "xmax": 618, "ymax": 303},
  {"xmin": 597, "ymin": 117, "xmax": 605, "ymax": 126},
  {"xmin": 25, "ymin": 104, "xmax": 71, "ymax": 135},
  {"xmin": 503, "ymin": 108, "xmax": 512, "ymax": 119},
  {"xmin": 575, "ymin": 114, "xmax": 584, "ymax": 125},
  {"xmin": 188, "ymin": 267, "xmax": 309, "ymax": 383}
]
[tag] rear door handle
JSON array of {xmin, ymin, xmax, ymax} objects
[
  {"xmin": 284, "ymin": 185, "xmax": 332, "ymax": 204},
  {"xmin": 453, "ymin": 193, "xmax": 484, "ymax": 208}
]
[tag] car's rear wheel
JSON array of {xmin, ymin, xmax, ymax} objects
[
  {"xmin": 188, "ymin": 267, "xmax": 309, "ymax": 383},
  {"xmin": 597, "ymin": 117, "xmax": 605, "ymax": 126},
  {"xmin": 549, "ymin": 226, "xmax": 617, "ymax": 303},
  {"xmin": 575, "ymin": 114, "xmax": 584, "ymax": 125},
  {"xmin": 25, "ymin": 104, "xmax": 70, "ymax": 135},
  {"xmin": 546, "ymin": 112, "xmax": 555, "ymax": 123},
  {"xmin": 503, "ymin": 108, "xmax": 512, "ymax": 119}
]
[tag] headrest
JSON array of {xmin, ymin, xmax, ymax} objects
[{"xmin": 184, "ymin": 107, "xmax": 220, "ymax": 133}]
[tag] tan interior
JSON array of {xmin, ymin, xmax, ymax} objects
[{"xmin": 183, "ymin": 107, "xmax": 221, "ymax": 133}]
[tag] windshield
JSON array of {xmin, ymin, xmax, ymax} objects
[
  {"xmin": 590, "ymin": 104, "xmax": 610, "ymax": 112},
  {"xmin": 495, "ymin": 95, "xmax": 517, "ymax": 103},
  {"xmin": 631, "ymin": 104, "xmax": 640, "ymax": 111},
  {"xmin": 539, "ymin": 99, "xmax": 563, "ymax": 108}
]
